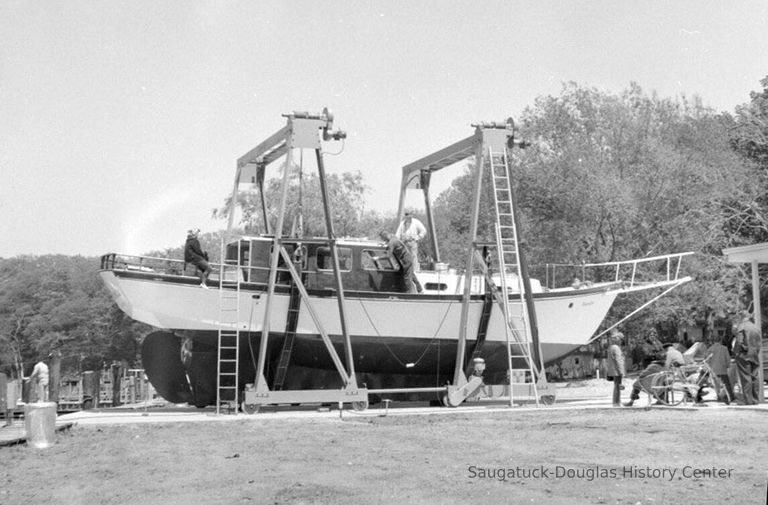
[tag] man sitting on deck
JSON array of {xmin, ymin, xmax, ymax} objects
[{"xmin": 184, "ymin": 228, "xmax": 212, "ymax": 289}]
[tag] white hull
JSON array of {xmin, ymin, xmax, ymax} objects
[{"xmin": 100, "ymin": 270, "xmax": 621, "ymax": 364}]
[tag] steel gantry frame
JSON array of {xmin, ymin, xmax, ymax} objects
[
  {"xmin": 227, "ymin": 109, "xmax": 367, "ymax": 413},
  {"xmin": 397, "ymin": 119, "xmax": 556, "ymax": 406},
  {"xmin": 221, "ymin": 110, "xmax": 553, "ymax": 413}
]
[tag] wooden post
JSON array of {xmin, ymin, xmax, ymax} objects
[
  {"xmin": 752, "ymin": 261, "xmax": 765, "ymax": 402},
  {"xmin": 50, "ymin": 351, "xmax": 61, "ymax": 405}
]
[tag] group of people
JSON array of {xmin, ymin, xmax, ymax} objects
[{"xmin": 605, "ymin": 310, "xmax": 764, "ymax": 407}]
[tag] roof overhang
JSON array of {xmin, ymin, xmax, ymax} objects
[{"xmin": 722, "ymin": 243, "xmax": 768, "ymax": 264}]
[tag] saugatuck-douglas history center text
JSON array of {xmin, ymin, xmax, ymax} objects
[{"xmin": 466, "ymin": 465, "xmax": 735, "ymax": 482}]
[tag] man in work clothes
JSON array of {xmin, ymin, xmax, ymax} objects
[
  {"xmin": 395, "ymin": 212, "xmax": 427, "ymax": 271},
  {"xmin": 605, "ymin": 329, "xmax": 626, "ymax": 407},
  {"xmin": 733, "ymin": 310, "xmax": 762, "ymax": 405},
  {"xmin": 184, "ymin": 228, "xmax": 212, "ymax": 289},
  {"xmin": 376, "ymin": 231, "xmax": 423, "ymax": 294},
  {"xmin": 29, "ymin": 356, "xmax": 50, "ymax": 403},
  {"xmin": 708, "ymin": 336, "xmax": 735, "ymax": 404},
  {"xmin": 663, "ymin": 342, "xmax": 685, "ymax": 369}
]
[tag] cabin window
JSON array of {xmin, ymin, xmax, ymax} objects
[
  {"xmin": 317, "ymin": 247, "xmax": 353, "ymax": 271},
  {"xmin": 361, "ymin": 250, "xmax": 399, "ymax": 271},
  {"xmin": 424, "ymin": 282, "xmax": 448, "ymax": 291}
]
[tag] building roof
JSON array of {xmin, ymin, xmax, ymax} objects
[{"xmin": 722, "ymin": 243, "xmax": 768, "ymax": 263}]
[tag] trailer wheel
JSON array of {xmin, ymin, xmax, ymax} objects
[
  {"xmin": 241, "ymin": 402, "xmax": 260, "ymax": 415},
  {"xmin": 352, "ymin": 400, "xmax": 368, "ymax": 412},
  {"xmin": 540, "ymin": 395, "xmax": 556, "ymax": 405}
]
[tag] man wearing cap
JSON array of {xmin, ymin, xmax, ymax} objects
[
  {"xmin": 733, "ymin": 310, "xmax": 762, "ymax": 405},
  {"xmin": 395, "ymin": 212, "xmax": 427, "ymax": 271},
  {"xmin": 184, "ymin": 228, "xmax": 212, "ymax": 288},
  {"xmin": 663, "ymin": 342, "xmax": 685, "ymax": 369}
]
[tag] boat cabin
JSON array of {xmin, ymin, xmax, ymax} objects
[
  {"xmin": 223, "ymin": 236, "xmax": 543, "ymax": 296},
  {"xmin": 226, "ymin": 236, "xmax": 418, "ymax": 294}
]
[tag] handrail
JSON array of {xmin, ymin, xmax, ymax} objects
[
  {"xmin": 100, "ymin": 252, "xmax": 307, "ymax": 289},
  {"xmin": 535, "ymin": 252, "xmax": 694, "ymax": 290}
]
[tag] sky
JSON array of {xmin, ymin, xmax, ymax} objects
[{"xmin": 1, "ymin": 1, "xmax": 766, "ymax": 258}]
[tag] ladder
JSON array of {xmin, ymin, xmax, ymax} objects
[
  {"xmin": 216, "ymin": 240, "xmax": 242, "ymax": 414},
  {"xmin": 487, "ymin": 146, "xmax": 540, "ymax": 406}
]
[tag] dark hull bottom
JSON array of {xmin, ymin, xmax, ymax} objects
[{"xmin": 142, "ymin": 330, "xmax": 544, "ymax": 407}]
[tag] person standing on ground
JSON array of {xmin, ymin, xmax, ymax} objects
[
  {"xmin": 708, "ymin": 335, "xmax": 735, "ymax": 404},
  {"xmin": 375, "ymin": 231, "xmax": 423, "ymax": 294},
  {"xmin": 733, "ymin": 310, "xmax": 762, "ymax": 405},
  {"xmin": 605, "ymin": 328, "xmax": 626, "ymax": 407},
  {"xmin": 184, "ymin": 228, "xmax": 212, "ymax": 289},
  {"xmin": 29, "ymin": 356, "xmax": 50, "ymax": 403},
  {"xmin": 395, "ymin": 212, "xmax": 427, "ymax": 271}
]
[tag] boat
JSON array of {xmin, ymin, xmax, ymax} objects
[{"xmin": 99, "ymin": 109, "xmax": 692, "ymax": 410}]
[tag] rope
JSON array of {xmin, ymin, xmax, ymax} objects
[{"xmin": 357, "ymin": 298, "xmax": 453, "ymax": 369}]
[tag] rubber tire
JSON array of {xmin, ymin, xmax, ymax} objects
[
  {"xmin": 241, "ymin": 402, "xmax": 260, "ymax": 415},
  {"xmin": 651, "ymin": 372, "xmax": 685, "ymax": 406},
  {"xmin": 540, "ymin": 395, "xmax": 556, "ymax": 405}
]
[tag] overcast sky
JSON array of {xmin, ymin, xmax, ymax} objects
[{"xmin": 1, "ymin": 1, "xmax": 766, "ymax": 258}]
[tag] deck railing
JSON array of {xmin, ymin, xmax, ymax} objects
[
  {"xmin": 532, "ymin": 252, "xmax": 694, "ymax": 290},
  {"xmin": 100, "ymin": 253, "xmax": 298, "ymax": 288}
]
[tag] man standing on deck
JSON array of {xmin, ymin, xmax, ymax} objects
[
  {"xmin": 375, "ymin": 231, "xmax": 423, "ymax": 294},
  {"xmin": 184, "ymin": 228, "xmax": 212, "ymax": 289},
  {"xmin": 395, "ymin": 212, "xmax": 427, "ymax": 271}
]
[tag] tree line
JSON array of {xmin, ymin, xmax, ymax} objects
[{"xmin": 2, "ymin": 77, "xmax": 767, "ymax": 379}]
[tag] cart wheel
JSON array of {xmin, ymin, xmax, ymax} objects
[
  {"xmin": 241, "ymin": 402, "xmax": 260, "ymax": 415},
  {"xmin": 352, "ymin": 400, "xmax": 369, "ymax": 412},
  {"xmin": 651, "ymin": 372, "xmax": 685, "ymax": 406},
  {"xmin": 540, "ymin": 395, "xmax": 556, "ymax": 405}
]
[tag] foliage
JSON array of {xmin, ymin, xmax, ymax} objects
[
  {"xmin": 213, "ymin": 166, "xmax": 390, "ymax": 240},
  {"xmin": 0, "ymin": 256, "xmax": 148, "ymax": 379},
  {"xmin": 431, "ymin": 82, "xmax": 758, "ymax": 339},
  {"xmin": 728, "ymin": 75, "xmax": 768, "ymax": 169}
]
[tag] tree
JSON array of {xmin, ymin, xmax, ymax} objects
[
  {"xmin": 722, "ymin": 75, "xmax": 768, "ymax": 325},
  {"xmin": 214, "ymin": 166, "xmax": 387, "ymax": 240},
  {"xmin": 0, "ymin": 255, "xmax": 147, "ymax": 379},
  {"xmin": 728, "ymin": 75, "xmax": 768, "ymax": 170},
  {"xmin": 431, "ymin": 82, "xmax": 756, "ymax": 339}
]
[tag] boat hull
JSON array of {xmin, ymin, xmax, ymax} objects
[{"xmin": 103, "ymin": 270, "xmax": 620, "ymax": 406}]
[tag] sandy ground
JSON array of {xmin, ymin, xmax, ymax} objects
[{"xmin": 1, "ymin": 380, "xmax": 766, "ymax": 505}]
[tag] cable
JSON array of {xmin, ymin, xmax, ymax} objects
[
  {"xmin": 322, "ymin": 139, "xmax": 345, "ymax": 156},
  {"xmin": 357, "ymin": 298, "xmax": 453, "ymax": 369}
]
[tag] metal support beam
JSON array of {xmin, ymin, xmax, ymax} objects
[
  {"xmin": 752, "ymin": 260, "xmax": 765, "ymax": 402},
  {"xmin": 420, "ymin": 171, "xmax": 440, "ymax": 264},
  {"xmin": 315, "ymin": 149, "xmax": 357, "ymax": 385},
  {"xmin": 452, "ymin": 137, "xmax": 485, "ymax": 387}
]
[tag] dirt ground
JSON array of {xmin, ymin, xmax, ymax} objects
[{"xmin": 1, "ymin": 399, "xmax": 767, "ymax": 505}]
